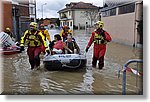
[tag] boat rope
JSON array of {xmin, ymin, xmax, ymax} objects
[{"xmin": 52, "ymin": 54, "xmax": 83, "ymax": 69}]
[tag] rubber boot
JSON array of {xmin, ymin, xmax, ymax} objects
[
  {"xmin": 92, "ymin": 56, "xmax": 97, "ymax": 68},
  {"xmin": 29, "ymin": 59, "xmax": 35, "ymax": 70},
  {"xmin": 34, "ymin": 55, "xmax": 40, "ymax": 68},
  {"xmin": 98, "ymin": 56, "xmax": 104, "ymax": 69}
]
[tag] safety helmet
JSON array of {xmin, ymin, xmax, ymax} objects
[
  {"xmin": 6, "ymin": 28, "xmax": 10, "ymax": 31},
  {"xmin": 95, "ymin": 21, "xmax": 104, "ymax": 29},
  {"xmin": 30, "ymin": 22, "xmax": 38, "ymax": 30}
]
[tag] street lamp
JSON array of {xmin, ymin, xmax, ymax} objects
[{"xmin": 41, "ymin": 3, "xmax": 47, "ymax": 19}]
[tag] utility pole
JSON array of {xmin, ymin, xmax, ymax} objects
[{"xmin": 41, "ymin": 3, "xmax": 47, "ymax": 19}]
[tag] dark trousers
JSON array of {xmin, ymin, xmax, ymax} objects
[{"xmin": 92, "ymin": 55, "xmax": 104, "ymax": 69}]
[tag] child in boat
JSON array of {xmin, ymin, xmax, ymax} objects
[
  {"xmin": 65, "ymin": 34, "xmax": 80, "ymax": 54},
  {"xmin": 49, "ymin": 34, "xmax": 72, "ymax": 54}
]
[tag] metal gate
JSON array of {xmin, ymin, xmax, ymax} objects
[{"xmin": 121, "ymin": 59, "xmax": 143, "ymax": 95}]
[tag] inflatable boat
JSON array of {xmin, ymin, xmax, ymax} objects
[
  {"xmin": 0, "ymin": 47, "xmax": 20, "ymax": 55},
  {"xmin": 0, "ymin": 32, "xmax": 20, "ymax": 55},
  {"xmin": 43, "ymin": 53, "xmax": 87, "ymax": 70}
]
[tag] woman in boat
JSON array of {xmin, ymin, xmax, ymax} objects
[
  {"xmin": 49, "ymin": 34, "xmax": 72, "ymax": 54},
  {"xmin": 65, "ymin": 34, "xmax": 80, "ymax": 54}
]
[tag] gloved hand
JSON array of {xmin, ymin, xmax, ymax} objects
[
  {"xmin": 101, "ymin": 30, "xmax": 105, "ymax": 38},
  {"xmin": 49, "ymin": 40, "xmax": 55, "ymax": 50},
  {"xmin": 46, "ymin": 49, "xmax": 50, "ymax": 55},
  {"xmin": 101, "ymin": 40, "xmax": 105, "ymax": 44},
  {"xmin": 20, "ymin": 46, "xmax": 24, "ymax": 52},
  {"xmin": 85, "ymin": 47, "xmax": 89, "ymax": 52}
]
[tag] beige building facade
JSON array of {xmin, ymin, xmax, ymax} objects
[{"xmin": 101, "ymin": 0, "xmax": 143, "ymax": 47}]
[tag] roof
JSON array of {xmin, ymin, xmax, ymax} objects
[{"xmin": 58, "ymin": 2, "xmax": 98, "ymax": 13}]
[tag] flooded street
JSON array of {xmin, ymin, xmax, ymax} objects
[{"xmin": 2, "ymin": 29, "xmax": 142, "ymax": 95}]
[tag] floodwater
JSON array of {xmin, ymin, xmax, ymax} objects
[{"xmin": 2, "ymin": 29, "xmax": 143, "ymax": 95}]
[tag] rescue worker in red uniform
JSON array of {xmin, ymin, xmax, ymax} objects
[
  {"xmin": 39, "ymin": 24, "xmax": 51, "ymax": 53},
  {"xmin": 20, "ymin": 22, "xmax": 49, "ymax": 70},
  {"xmin": 85, "ymin": 21, "xmax": 111, "ymax": 69},
  {"xmin": 60, "ymin": 25, "xmax": 73, "ymax": 42}
]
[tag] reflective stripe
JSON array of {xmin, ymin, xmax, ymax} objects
[{"xmin": 94, "ymin": 32, "xmax": 107, "ymax": 45}]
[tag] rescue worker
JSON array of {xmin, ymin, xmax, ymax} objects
[
  {"xmin": 20, "ymin": 22, "xmax": 50, "ymax": 70},
  {"xmin": 4, "ymin": 27, "xmax": 15, "ymax": 41},
  {"xmin": 65, "ymin": 34, "xmax": 80, "ymax": 54},
  {"xmin": 39, "ymin": 24, "xmax": 51, "ymax": 42},
  {"xmin": 85, "ymin": 21, "xmax": 111, "ymax": 69},
  {"xmin": 39, "ymin": 24, "xmax": 51, "ymax": 53},
  {"xmin": 60, "ymin": 25, "xmax": 73, "ymax": 42}
]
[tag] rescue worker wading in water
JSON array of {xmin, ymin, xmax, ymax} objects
[
  {"xmin": 39, "ymin": 24, "xmax": 51, "ymax": 53},
  {"xmin": 85, "ymin": 21, "xmax": 111, "ymax": 69},
  {"xmin": 60, "ymin": 25, "xmax": 73, "ymax": 42},
  {"xmin": 20, "ymin": 22, "xmax": 50, "ymax": 70}
]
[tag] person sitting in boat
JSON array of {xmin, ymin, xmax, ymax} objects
[
  {"xmin": 0, "ymin": 32, "xmax": 19, "ymax": 50},
  {"xmin": 65, "ymin": 34, "xmax": 80, "ymax": 54},
  {"xmin": 60, "ymin": 25, "xmax": 73, "ymax": 42},
  {"xmin": 49, "ymin": 34, "xmax": 72, "ymax": 54}
]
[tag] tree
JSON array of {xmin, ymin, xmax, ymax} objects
[{"xmin": 81, "ymin": 9, "xmax": 99, "ymax": 27}]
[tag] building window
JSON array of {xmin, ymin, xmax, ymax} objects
[
  {"xmin": 110, "ymin": 8, "xmax": 116, "ymax": 16},
  {"xmin": 102, "ymin": 8, "xmax": 116, "ymax": 17},
  {"xmin": 70, "ymin": 21, "xmax": 72, "ymax": 27},
  {"xmin": 63, "ymin": 22, "xmax": 65, "ymax": 26},
  {"xmin": 30, "ymin": 7, "xmax": 35, "ymax": 15},
  {"xmin": 68, "ymin": 11, "xmax": 71, "ymax": 16},
  {"xmin": 67, "ymin": 22, "xmax": 69, "ymax": 26},
  {"xmin": 118, "ymin": 3, "xmax": 135, "ymax": 14}
]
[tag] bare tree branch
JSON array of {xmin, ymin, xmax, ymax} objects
[{"xmin": 81, "ymin": 9, "xmax": 99, "ymax": 27}]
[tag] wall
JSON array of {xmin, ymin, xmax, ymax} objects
[
  {"xmin": 102, "ymin": 12, "xmax": 135, "ymax": 46},
  {"xmin": 0, "ymin": 0, "xmax": 2, "ymax": 32},
  {"xmin": 2, "ymin": 1, "xmax": 12, "ymax": 32}
]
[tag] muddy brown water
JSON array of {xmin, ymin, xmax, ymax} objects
[{"xmin": 2, "ymin": 30, "xmax": 143, "ymax": 95}]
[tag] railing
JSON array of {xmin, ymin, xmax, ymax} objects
[{"xmin": 122, "ymin": 59, "xmax": 143, "ymax": 95}]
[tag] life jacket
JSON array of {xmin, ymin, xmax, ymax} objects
[
  {"xmin": 94, "ymin": 30, "xmax": 107, "ymax": 45},
  {"xmin": 62, "ymin": 31, "xmax": 69, "ymax": 39},
  {"xmin": 65, "ymin": 41, "xmax": 75, "ymax": 51},
  {"xmin": 41, "ymin": 30, "xmax": 46, "ymax": 41},
  {"xmin": 25, "ymin": 31, "xmax": 43, "ymax": 47}
]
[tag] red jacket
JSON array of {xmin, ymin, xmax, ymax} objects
[
  {"xmin": 87, "ymin": 30, "xmax": 111, "ymax": 48},
  {"xmin": 53, "ymin": 40, "xmax": 65, "ymax": 50}
]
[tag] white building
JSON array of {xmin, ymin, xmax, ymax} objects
[
  {"xmin": 58, "ymin": 2, "xmax": 99, "ymax": 30},
  {"xmin": 29, "ymin": 0, "xmax": 36, "ymax": 21}
]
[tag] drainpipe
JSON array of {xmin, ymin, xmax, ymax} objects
[
  {"xmin": 133, "ymin": 2, "xmax": 138, "ymax": 47},
  {"xmin": 12, "ymin": 6, "xmax": 17, "ymax": 40}
]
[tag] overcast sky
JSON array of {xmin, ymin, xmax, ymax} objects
[{"xmin": 36, "ymin": 0, "xmax": 104, "ymax": 18}]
